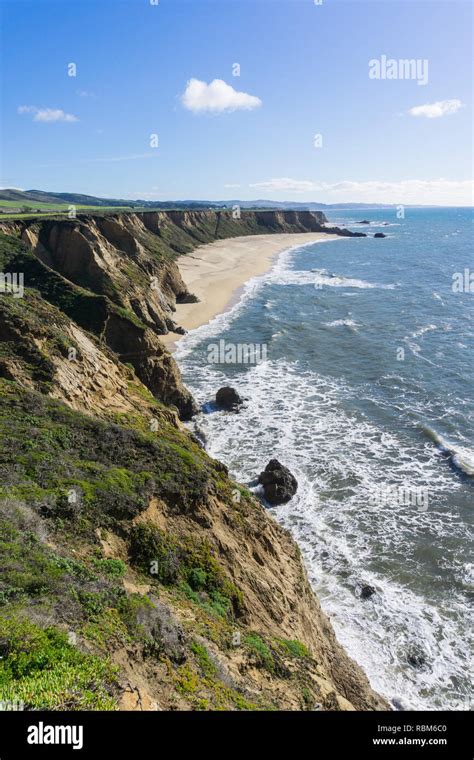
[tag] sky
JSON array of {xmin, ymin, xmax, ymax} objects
[{"xmin": 1, "ymin": 0, "xmax": 472, "ymax": 205}]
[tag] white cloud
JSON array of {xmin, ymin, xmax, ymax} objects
[
  {"xmin": 249, "ymin": 177, "xmax": 316, "ymax": 192},
  {"xmin": 407, "ymin": 99, "xmax": 464, "ymax": 119},
  {"xmin": 181, "ymin": 79, "xmax": 262, "ymax": 113},
  {"xmin": 76, "ymin": 90, "xmax": 96, "ymax": 98},
  {"xmin": 246, "ymin": 178, "xmax": 473, "ymax": 205},
  {"xmin": 18, "ymin": 105, "xmax": 78, "ymax": 123}
]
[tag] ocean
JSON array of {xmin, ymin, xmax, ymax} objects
[{"xmin": 174, "ymin": 207, "xmax": 473, "ymax": 710}]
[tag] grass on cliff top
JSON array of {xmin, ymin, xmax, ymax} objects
[{"xmin": 0, "ymin": 203, "xmax": 139, "ymax": 220}]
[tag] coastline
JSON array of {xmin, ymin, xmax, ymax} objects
[
  {"xmin": 164, "ymin": 227, "xmax": 391, "ymax": 708},
  {"xmin": 163, "ymin": 232, "xmax": 340, "ymax": 350},
  {"xmin": 0, "ymin": 212, "xmax": 390, "ymax": 711}
]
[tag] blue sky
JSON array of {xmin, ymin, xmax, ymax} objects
[{"xmin": 1, "ymin": 0, "xmax": 472, "ymax": 204}]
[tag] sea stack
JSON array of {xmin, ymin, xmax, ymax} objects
[{"xmin": 258, "ymin": 459, "xmax": 298, "ymax": 505}]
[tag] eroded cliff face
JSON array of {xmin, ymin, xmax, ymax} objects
[
  {"xmin": 0, "ymin": 210, "xmax": 339, "ymax": 419},
  {"xmin": 0, "ymin": 215, "xmax": 386, "ymax": 712}
]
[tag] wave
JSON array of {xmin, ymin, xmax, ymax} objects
[
  {"xmin": 432, "ymin": 291, "xmax": 445, "ymax": 305},
  {"xmin": 175, "ymin": 227, "xmax": 473, "ymax": 711},
  {"xmin": 174, "ymin": 239, "xmax": 335, "ymax": 360},
  {"xmin": 411, "ymin": 324, "xmax": 438, "ymax": 339},
  {"xmin": 403, "ymin": 336, "xmax": 439, "ymax": 367},
  {"xmin": 288, "ymin": 268, "xmax": 395, "ymax": 289},
  {"xmin": 342, "ymin": 221, "xmax": 401, "ymax": 229},
  {"xmin": 177, "ymin": 356, "xmax": 470, "ymax": 710},
  {"xmin": 421, "ymin": 426, "xmax": 474, "ymax": 477},
  {"xmin": 323, "ymin": 319, "xmax": 360, "ymax": 330}
]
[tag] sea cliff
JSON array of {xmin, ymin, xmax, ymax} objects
[{"xmin": 0, "ymin": 210, "xmax": 385, "ymax": 711}]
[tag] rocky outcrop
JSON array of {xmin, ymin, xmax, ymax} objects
[
  {"xmin": 374, "ymin": 232, "xmax": 386, "ymax": 238},
  {"xmin": 258, "ymin": 459, "xmax": 299, "ymax": 505},
  {"xmin": 0, "ymin": 209, "xmax": 364, "ymax": 419},
  {"xmin": 101, "ymin": 310, "xmax": 197, "ymax": 419},
  {"xmin": 0, "ymin": 218, "xmax": 196, "ymax": 418},
  {"xmin": 0, "ymin": 211, "xmax": 365, "ymax": 340},
  {"xmin": 215, "ymin": 386, "xmax": 243, "ymax": 411}
]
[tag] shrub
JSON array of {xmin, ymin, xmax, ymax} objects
[
  {"xmin": 277, "ymin": 638, "xmax": 310, "ymax": 658},
  {"xmin": 0, "ymin": 617, "xmax": 118, "ymax": 710},
  {"xmin": 92, "ymin": 558, "xmax": 126, "ymax": 578},
  {"xmin": 129, "ymin": 525, "xmax": 243, "ymax": 618}
]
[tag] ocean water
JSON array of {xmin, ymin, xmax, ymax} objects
[{"xmin": 174, "ymin": 207, "xmax": 473, "ymax": 710}]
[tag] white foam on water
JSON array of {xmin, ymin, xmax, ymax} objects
[
  {"xmin": 422, "ymin": 426, "xmax": 474, "ymax": 477},
  {"xmin": 342, "ymin": 221, "xmax": 400, "ymax": 229},
  {"xmin": 411, "ymin": 324, "xmax": 438, "ymax": 339},
  {"xmin": 177, "ymin": 356, "xmax": 471, "ymax": 711},
  {"xmin": 284, "ymin": 268, "xmax": 395, "ymax": 290},
  {"xmin": 174, "ymin": 238, "xmax": 335, "ymax": 361},
  {"xmin": 323, "ymin": 319, "xmax": 360, "ymax": 330},
  {"xmin": 174, "ymin": 237, "xmax": 472, "ymax": 711}
]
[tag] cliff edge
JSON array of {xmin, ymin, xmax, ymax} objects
[{"xmin": 0, "ymin": 212, "xmax": 386, "ymax": 711}]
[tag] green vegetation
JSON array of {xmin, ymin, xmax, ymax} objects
[
  {"xmin": 244, "ymin": 633, "xmax": 276, "ymax": 672},
  {"xmin": 190, "ymin": 641, "xmax": 218, "ymax": 678},
  {"xmin": 276, "ymin": 638, "xmax": 310, "ymax": 658},
  {"xmin": 0, "ymin": 212, "xmax": 332, "ymax": 712},
  {"xmin": 77, "ymin": 591, "xmax": 155, "ymax": 651},
  {"xmin": 0, "ymin": 616, "xmax": 118, "ymax": 709},
  {"xmin": 92, "ymin": 558, "xmax": 126, "ymax": 578},
  {"xmin": 242, "ymin": 632, "xmax": 310, "ymax": 676},
  {"xmin": 129, "ymin": 524, "xmax": 243, "ymax": 619},
  {"xmin": 173, "ymin": 642, "xmax": 264, "ymax": 710},
  {"xmin": 0, "ymin": 199, "xmax": 139, "ymax": 220},
  {"xmin": 0, "ymin": 378, "xmax": 223, "ymax": 534}
]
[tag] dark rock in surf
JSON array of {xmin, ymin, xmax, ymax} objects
[
  {"xmin": 407, "ymin": 646, "xmax": 426, "ymax": 669},
  {"xmin": 215, "ymin": 386, "xmax": 243, "ymax": 411},
  {"xmin": 258, "ymin": 459, "xmax": 298, "ymax": 505},
  {"xmin": 357, "ymin": 220, "xmax": 371, "ymax": 224},
  {"xmin": 360, "ymin": 584, "xmax": 376, "ymax": 599},
  {"xmin": 374, "ymin": 232, "xmax": 387, "ymax": 238}
]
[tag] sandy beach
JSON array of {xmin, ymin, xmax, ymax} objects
[{"xmin": 163, "ymin": 232, "xmax": 338, "ymax": 349}]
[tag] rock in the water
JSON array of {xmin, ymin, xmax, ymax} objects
[
  {"xmin": 258, "ymin": 459, "xmax": 298, "ymax": 505},
  {"xmin": 358, "ymin": 220, "xmax": 371, "ymax": 224},
  {"xmin": 374, "ymin": 232, "xmax": 386, "ymax": 238},
  {"xmin": 407, "ymin": 646, "xmax": 426, "ymax": 669},
  {"xmin": 360, "ymin": 584, "xmax": 376, "ymax": 599},
  {"xmin": 215, "ymin": 386, "xmax": 243, "ymax": 411}
]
